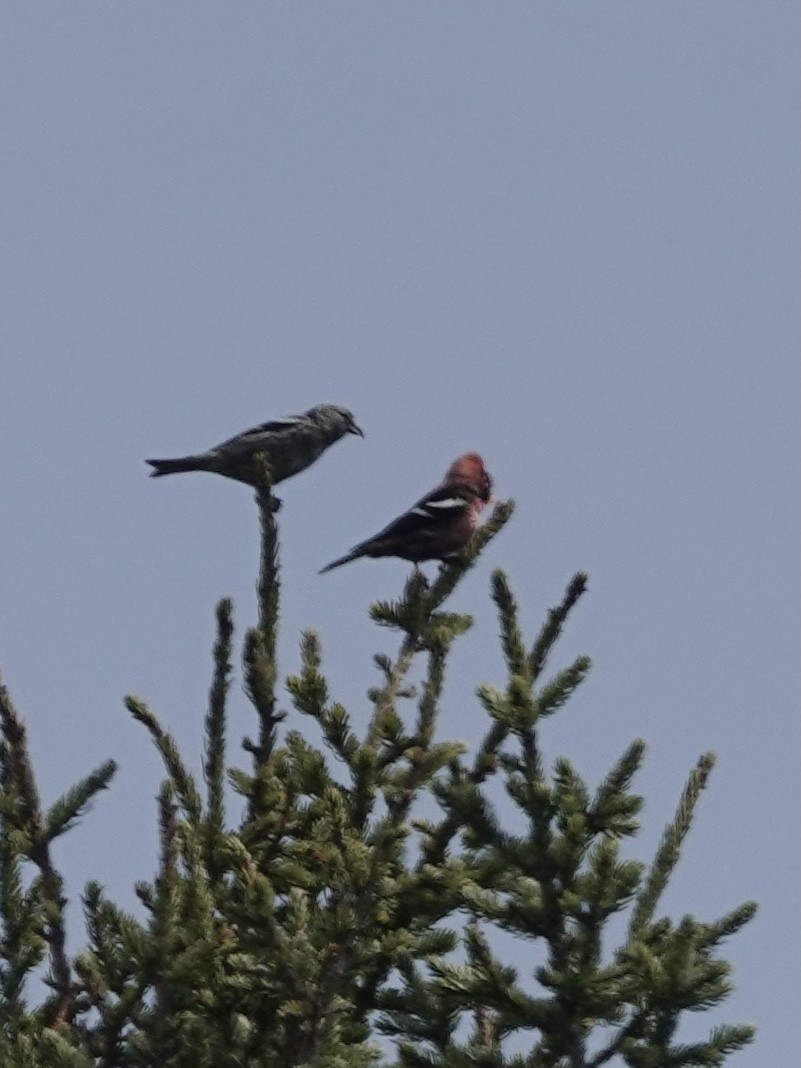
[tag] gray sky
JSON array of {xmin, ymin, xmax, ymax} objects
[{"xmin": 1, "ymin": 4, "xmax": 798, "ymax": 1063}]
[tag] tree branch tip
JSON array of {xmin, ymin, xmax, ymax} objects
[
  {"xmin": 492, "ymin": 497, "xmax": 515, "ymax": 517},
  {"xmin": 569, "ymin": 571, "xmax": 589, "ymax": 595},
  {"xmin": 696, "ymin": 751, "xmax": 717, "ymax": 774},
  {"xmin": 216, "ymin": 596, "xmax": 234, "ymax": 619}
]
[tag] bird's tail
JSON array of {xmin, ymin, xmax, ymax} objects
[
  {"xmin": 146, "ymin": 455, "xmax": 210, "ymax": 478},
  {"xmin": 318, "ymin": 547, "xmax": 364, "ymax": 574}
]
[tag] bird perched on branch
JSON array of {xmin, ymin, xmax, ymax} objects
[
  {"xmin": 320, "ymin": 453, "xmax": 493, "ymax": 573},
  {"xmin": 146, "ymin": 404, "xmax": 363, "ymax": 487}
]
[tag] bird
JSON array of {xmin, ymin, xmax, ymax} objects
[
  {"xmin": 320, "ymin": 453, "xmax": 493, "ymax": 573},
  {"xmin": 146, "ymin": 404, "xmax": 363, "ymax": 487}
]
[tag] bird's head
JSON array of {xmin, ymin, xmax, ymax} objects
[
  {"xmin": 445, "ymin": 453, "xmax": 494, "ymax": 503},
  {"xmin": 308, "ymin": 404, "xmax": 364, "ymax": 438}
]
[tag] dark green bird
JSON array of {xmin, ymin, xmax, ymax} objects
[{"xmin": 147, "ymin": 403, "xmax": 363, "ymax": 487}]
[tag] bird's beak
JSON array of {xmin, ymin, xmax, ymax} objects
[{"xmin": 349, "ymin": 424, "xmax": 365, "ymax": 437}]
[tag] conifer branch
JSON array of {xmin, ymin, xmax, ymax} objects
[
  {"xmin": 28, "ymin": 847, "xmax": 71, "ymax": 1028},
  {"xmin": 244, "ymin": 459, "xmax": 283, "ymax": 765},
  {"xmin": 536, "ymin": 656, "xmax": 592, "ymax": 718},
  {"xmin": 697, "ymin": 901, "xmax": 758, "ymax": 949},
  {"xmin": 529, "ymin": 572, "xmax": 589, "ymax": 681},
  {"xmin": 366, "ymin": 618, "xmax": 419, "ymax": 754},
  {"xmin": 288, "ymin": 632, "xmax": 367, "ymax": 779},
  {"xmin": 151, "ymin": 782, "xmax": 179, "ymax": 1064},
  {"xmin": 0, "ymin": 677, "xmax": 74, "ymax": 1027},
  {"xmin": 76, "ymin": 884, "xmax": 149, "ymax": 1067},
  {"xmin": 125, "ymin": 697, "xmax": 203, "ymax": 827},
  {"xmin": 43, "ymin": 761, "xmax": 117, "ymax": 846},
  {"xmin": 384, "ymin": 646, "xmax": 464, "ymax": 825},
  {"xmin": 426, "ymin": 500, "xmax": 515, "ymax": 611},
  {"xmin": 629, "ymin": 753, "xmax": 716, "ymax": 938},
  {"xmin": 204, "ymin": 597, "xmax": 234, "ymax": 877},
  {"xmin": 414, "ymin": 647, "xmax": 446, "ymax": 751},
  {"xmin": 419, "ymin": 721, "xmax": 508, "ymax": 870},
  {"xmin": 589, "ymin": 739, "xmax": 646, "ymax": 837},
  {"xmin": 491, "ymin": 570, "xmax": 529, "ymax": 679},
  {"xmin": 0, "ymin": 678, "xmax": 42, "ymax": 833},
  {"xmin": 38, "ymin": 1031, "xmax": 95, "ymax": 1068},
  {"xmin": 0, "ymin": 757, "xmax": 47, "ymax": 1023},
  {"xmin": 342, "ymin": 527, "xmax": 509, "ymax": 1024}
]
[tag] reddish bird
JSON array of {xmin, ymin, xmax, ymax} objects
[{"xmin": 320, "ymin": 453, "xmax": 493, "ymax": 573}]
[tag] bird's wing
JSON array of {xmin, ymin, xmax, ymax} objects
[
  {"xmin": 217, "ymin": 415, "xmax": 309, "ymax": 449},
  {"xmin": 369, "ymin": 484, "xmax": 473, "ymax": 544}
]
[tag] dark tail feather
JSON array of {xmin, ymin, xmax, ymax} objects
[
  {"xmin": 319, "ymin": 547, "xmax": 364, "ymax": 574},
  {"xmin": 146, "ymin": 455, "xmax": 208, "ymax": 478}
]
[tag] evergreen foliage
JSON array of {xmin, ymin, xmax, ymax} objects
[{"xmin": 0, "ymin": 482, "xmax": 756, "ymax": 1066}]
